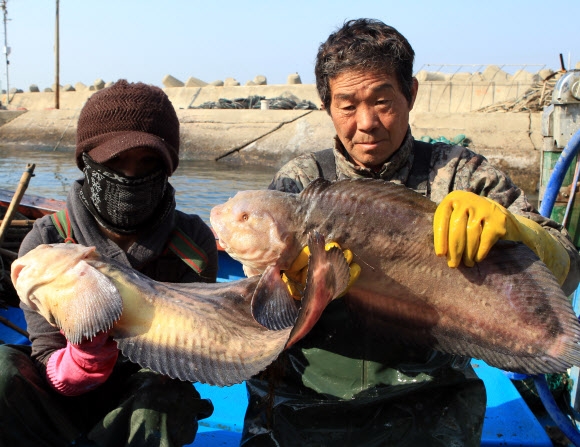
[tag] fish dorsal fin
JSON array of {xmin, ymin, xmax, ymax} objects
[
  {"xmin": 285, "ymin": 231, "xmax": 351, "ymax": 348},
  {"xmin": 54, "ymin": 260, "xmax": 123, "ymax": 344},
  {"xmin": 251, "ymin": 265, "xmax": 299, "ymax": 330},
  {"xmin": 300, "ymin": 177, "xmax": 333, "ymax": 199}
]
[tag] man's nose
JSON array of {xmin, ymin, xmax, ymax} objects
[{"xmin": 356, "ymin": 105, "xmax": 379, "ymax": 131}]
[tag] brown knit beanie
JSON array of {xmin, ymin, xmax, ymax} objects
[{"xmin": 76, "ymin": 79, "xmax": 180, "ymax": 175}]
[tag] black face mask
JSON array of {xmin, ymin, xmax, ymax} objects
[{"xmin": 80, "ymin": 153, "xmax": 174, "ymax": 234}]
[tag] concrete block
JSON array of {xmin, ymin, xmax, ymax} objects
[
  {"xmin": 511, "ymin": 70, "xmax": 540, "ymax": 83},
  {"xmin": 224, "ymin": 78, "xmax": 240, "ymax": 86},
  {"xmin": 538, "ymin": 68, "xmax": 555, "ymax": 80},
  {"xmin": 43, "ymin": 88, "xmax": 52, "ymax": 93},
  {"xmin": 287, "ymin": 73, "xmax": 302, "ymax": 84},
  {"xmin": 62, "ymin": 84, "xmax": 75, "ymax": 92},
  {"xmin": 29, "ymin": 85, "xmax": 40, "ymax": 93},
  {"xmin": 415, "ymin": 70, "xmax": 446, "ymax": 82},
  {"xmin": 210, "ymin": 80, "xmax": 224, "ymax": 86},
  {"xmin": 74, "ymin": 82, "xmax": 88, "ymax": 91},
  {"xmin": 253, "ymin": 75, "xmax": 267, "ymax": 85},
  {"xmin": 245, "ymin": 80, "xmax": 256, "ymax": 86},
  {"xmin": 185, "ymin": 76, "xmax": 208, "ymax": 87},
  {"xmin": 93, "ymin": 79, "xmax": 106, "ymax": 90},
  {"xmin": 104, "ymin": 82, "xmax": 114, "ymax": 88},
  {"xmin": 448, "ymin": 72, "xmax": 472, "ymax": 82},
  {"xmin": 482, "ymin": 65, "xmax": 509, "ymax": 82},
  {"xmin": 162, "ymin": 74, "xmax": 185, "ymax": 88}
]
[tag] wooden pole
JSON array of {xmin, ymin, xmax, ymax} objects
[
  {"xmin": 0, "ymin": 164, "xmax": 35, "ymax": 247},
  {"xmin": 55, "ymin": 0, "xmax": 59, "ymax": 109},
  {"xmin": 0, "ymin": 219, "xmax": 35, "ymax": 227}
]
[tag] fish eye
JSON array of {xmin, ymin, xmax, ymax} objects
[{"xmin": 242, "ymin": 213, "xmax": 249, "ymax": 221}]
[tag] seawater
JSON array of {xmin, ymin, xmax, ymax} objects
[{"xmin": 0, "ymin": 146, "xmax": 278, "ymax": 223}]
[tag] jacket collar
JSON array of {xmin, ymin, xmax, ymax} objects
[{"xmin": 333, "ymin": 128, "xmax": 415, "ymax": 184}]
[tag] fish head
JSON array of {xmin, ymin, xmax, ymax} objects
[
  {"xmin": 11, "ymin": 243, "xmax": 101, "ymax": 324},
  {"xmin": 210, "ymin": 190, "xmax": 301, "ymax": 273}
]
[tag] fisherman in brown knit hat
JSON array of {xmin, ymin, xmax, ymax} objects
[{"xmin": 0, "ymin": 80, "xmax": 218, "ymax": 447}]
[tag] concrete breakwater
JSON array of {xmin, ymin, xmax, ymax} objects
[{"xmin": 0, "ymin": 66, "xmax": 559, "ymax": 194}]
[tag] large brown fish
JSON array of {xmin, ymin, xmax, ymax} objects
[
  {"xmin": 210, "ymin": 178, "xmax": 580, "ymax": 374},
  {"xmin": 10, "ymin": 233, "xmax": 349, "ymax": 386}
]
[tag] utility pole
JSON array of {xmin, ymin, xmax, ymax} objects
[
  {"xmin": 55, "ymin": 0, "xmax": 59, "ymax": 109},
  {"xmin": 1, "ymin": 0, "xmax": 10, "ymax": 105}
]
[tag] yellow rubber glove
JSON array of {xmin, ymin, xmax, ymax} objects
[
  {"xmin": 433, "ymin": 190, "xmax": 570, "ymax": 286},
  {"xmin": 282, "ymin": 242, "xmax": 361, "ymax": 300}
]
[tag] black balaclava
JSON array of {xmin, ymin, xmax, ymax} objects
[{"xmin": 79, "ymin": 153, "xmax": 175, "ymax": 235}]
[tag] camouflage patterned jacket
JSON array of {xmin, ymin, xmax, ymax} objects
[{"xmin": 269, "ymin": 129, "xmax": 580, "ymax": 296}]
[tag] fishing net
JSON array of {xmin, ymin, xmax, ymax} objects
[
  {"xmin": 420, "ymin": 134, "xmax": 471, "ymax": 147},
  {"xmin": 190, "ymin": 95, "xmax": 318, "ymax": 110},
  {"xmin": 512, "ymin": 373, "xmax": 571, "ymax": 412}
]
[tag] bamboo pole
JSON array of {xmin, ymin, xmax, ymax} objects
[
  {"xmin": 0, "ymin": 219, "xmax": 35, "ymax": 227},
  {"xmin": 0, "ymin": 164, "xmax": 36, "ymax": 248}
]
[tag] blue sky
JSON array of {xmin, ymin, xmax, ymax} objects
[{"xmin": 3, "ymin": 0, "xmax": 579, "ymax": 91}]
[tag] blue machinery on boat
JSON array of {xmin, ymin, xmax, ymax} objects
[
  {"xmin": 536, "ymin": 70, "xmax": 580, "ymax": 447},
  {"xmin": 536, "ymin": 126, "xmax": 580, "ymax": 447}
]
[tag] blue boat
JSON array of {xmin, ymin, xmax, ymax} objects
[{"xmin": 0, "ymin": 188, "xmax": 574, "ymax": 446}]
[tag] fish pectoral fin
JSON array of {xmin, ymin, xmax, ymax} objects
[
  {"xmin": 285, "ymin": 231, "xmax": 351, "ymax": 348},
  {"xmin": 56, "ymin": 260, "xmax": 123, "ymax": 344},
  {"xmin": 251, "ymin": 265, "xmax": 299, "ymax": 330}
]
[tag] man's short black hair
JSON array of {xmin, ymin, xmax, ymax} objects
[{"xmin": 315, "ymin": 18, "xmax": 415, "ymax": 113}]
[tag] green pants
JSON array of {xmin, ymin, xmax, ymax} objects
[{"xmin": 0, "ymin": 344, "xmax": 213, "ymax": 447}]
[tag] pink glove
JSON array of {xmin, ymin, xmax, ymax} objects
[{"xmin": 46, "ymin": 331, "xmax": 118, "ymax": 396}]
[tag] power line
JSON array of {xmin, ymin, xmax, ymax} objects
[{"xmin": 1, "ymin": 0, "xmax": 10, "ymax": 105}]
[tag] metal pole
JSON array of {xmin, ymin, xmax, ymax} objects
[
  {"xmin": 1, "ymin": 0, "xmax": 9, "ymax": 105},
  {"xmin": 55, "ymin": 0, "xmax": 59, "ymax": 109}
]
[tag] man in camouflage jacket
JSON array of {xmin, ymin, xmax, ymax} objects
[{"xmin": 241, "ymin": 19, "xmax": 580, "ymax": 447}]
